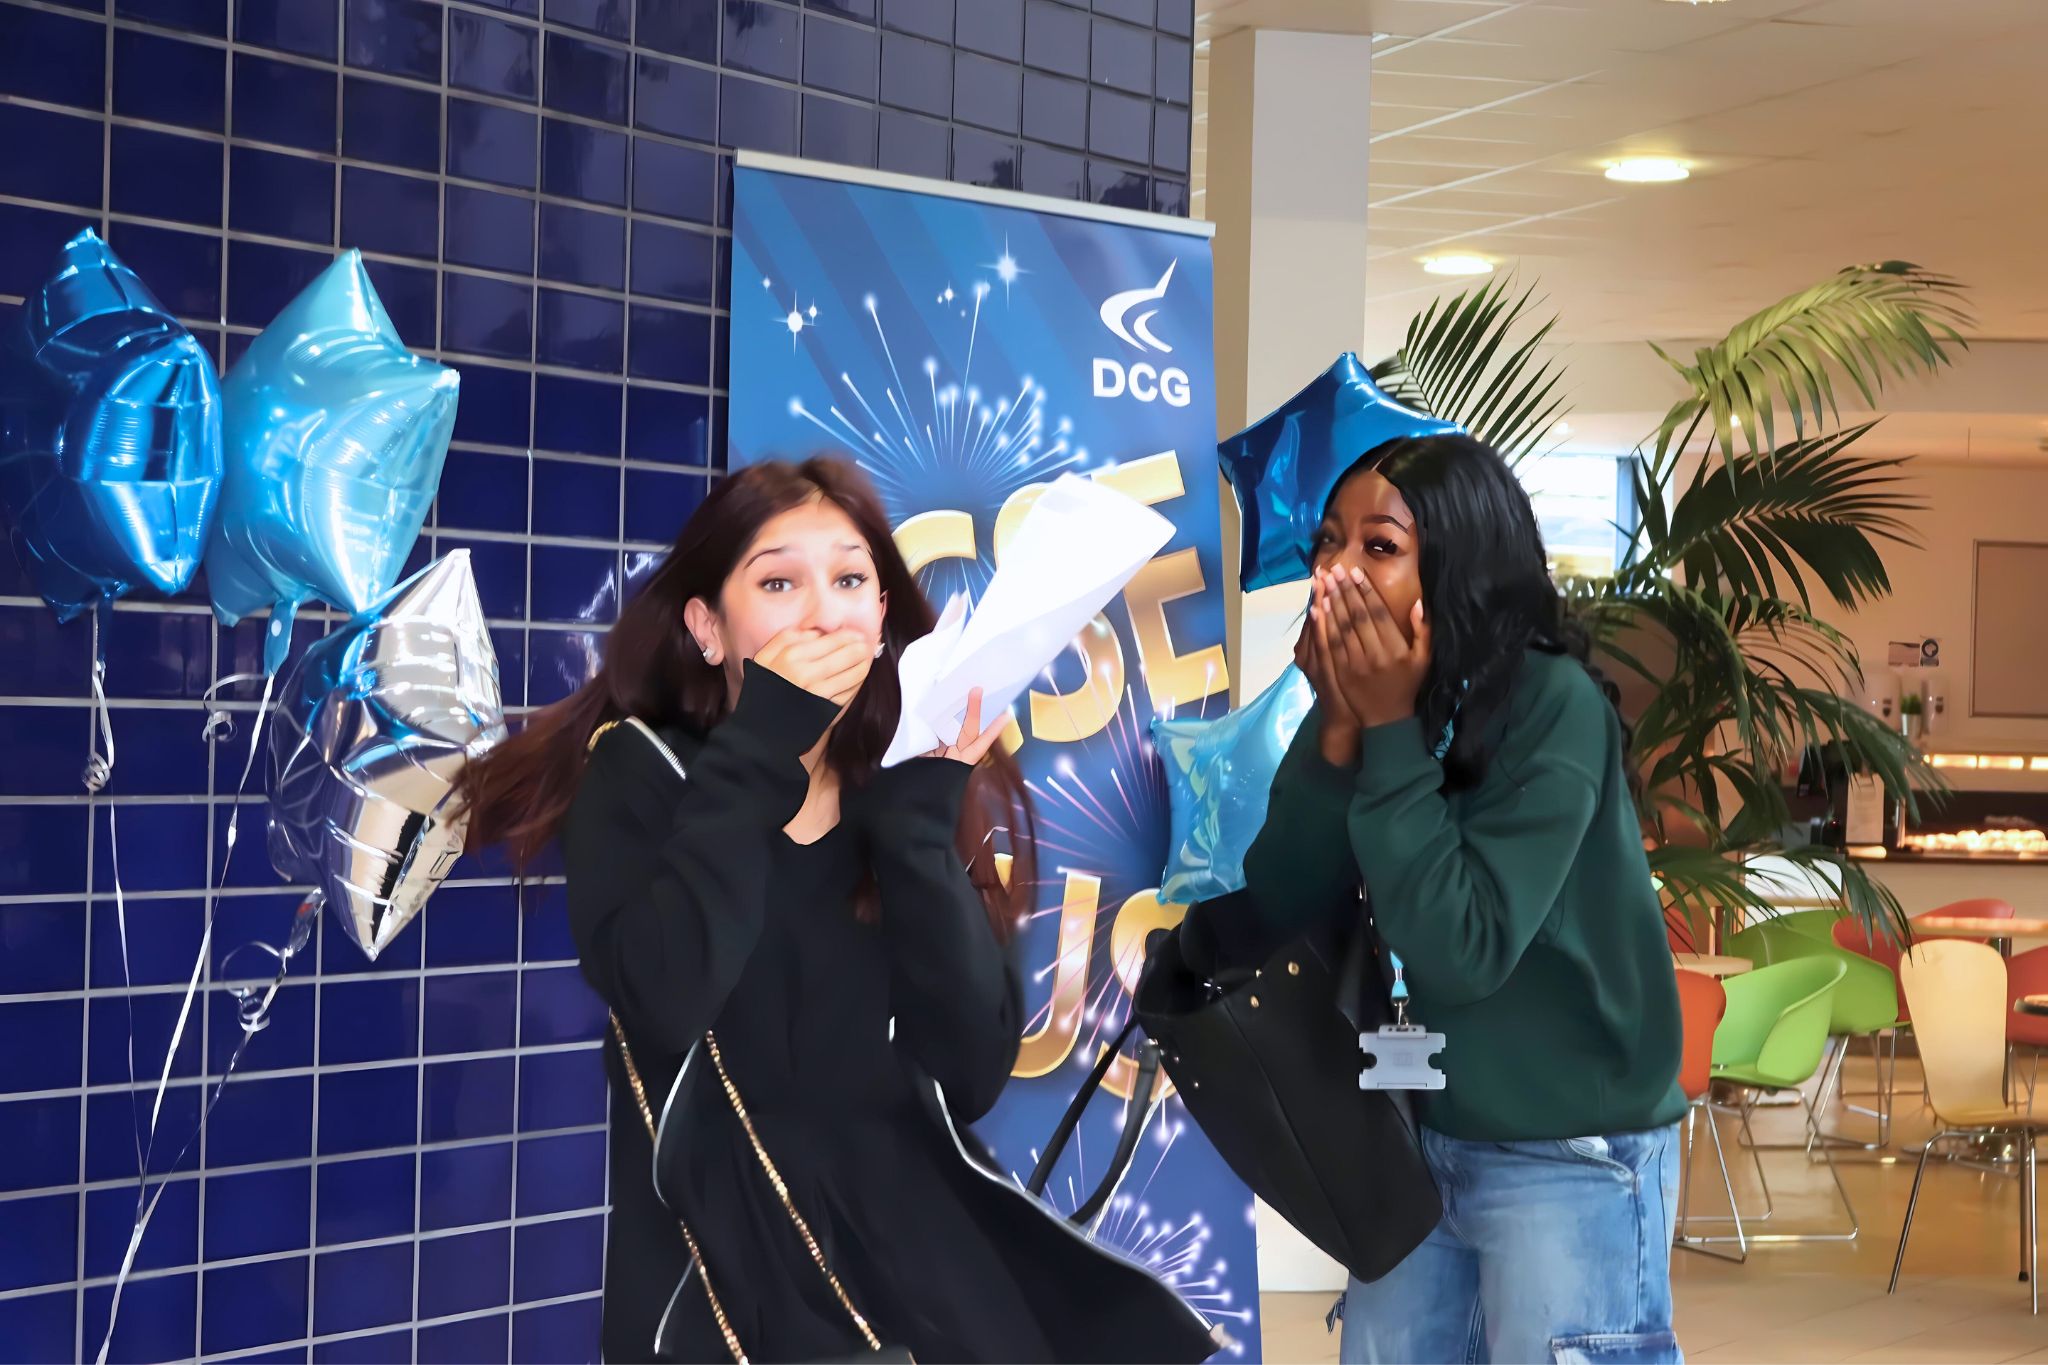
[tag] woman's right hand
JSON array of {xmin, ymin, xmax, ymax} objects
[
  {"xmin": 1298, "ymin": 571, "xmax": 1363, "ymax": 765},
  {"xmin": 753, "ymin": 629, "xmax": 874, "ymax": 706}
]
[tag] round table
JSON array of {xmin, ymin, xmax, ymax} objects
[
  {"xmin": 1675, "ymin": 953, "xmax": 1752, "ymax": 978},
  {"xmin": 2017, "ymin": 995, "xmax": 2048, "ymax": 1019}
]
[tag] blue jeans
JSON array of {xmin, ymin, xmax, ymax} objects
[{"xmin": 1339, "ymin": 1123, "xmax": 1682, "ymax": 1365}]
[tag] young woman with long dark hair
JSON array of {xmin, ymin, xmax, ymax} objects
[
  {"xmin": 457, "ymin": 457, "xmax": 1217, "ymax": 1364},
  {"xmin": 1178, "ymin": 434, "xmax": 1685, "ymax": 1364}
]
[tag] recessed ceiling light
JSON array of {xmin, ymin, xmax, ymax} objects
[
  {"xmin": 1606, "ymin": 157, "xmax": 1691, "ymax": 184},
  {"xmin": 1553, "ymin": 421, "xmax": 1573, "ymax": 435},
  {"xmin": 1421, "ymin": 254, "xmax": 1494, "ymax": 277}
]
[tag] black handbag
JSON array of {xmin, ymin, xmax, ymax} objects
[{"xmin": 1129, "ymin": 922, "xmax": 1443, "ymax": 1285}]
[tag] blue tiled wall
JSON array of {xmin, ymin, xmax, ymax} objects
[{"xmin": 0, "ymin": 0, "xmax": 1194, "ymax": 1360}]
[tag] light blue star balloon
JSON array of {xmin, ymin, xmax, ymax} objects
[
  {"xmin": 0, "ymin": 228, "xmax": 222, "ymax": 621},
  {"xmin": 1153, "ymin": 664, "xmax": 1317, "ymax": 904},
  {"xmin": 206, "ymin": 249, "xmax": 459, "ymax": 673},
  {"xmin": 1220, "ymin": 353, "xmax": 1455, "ymax": 592}
]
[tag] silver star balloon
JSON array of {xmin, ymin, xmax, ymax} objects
[{"xmin": 267, "ymin": 550, "xmax": 505, "ymax": 960}]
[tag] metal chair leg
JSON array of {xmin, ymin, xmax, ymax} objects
[
  {"xmin": 1675, "ymin": 1101, "xmax": 1749, "ymax": 1261},
  {"xmin": 1890, "ymin": 1132, "xmax": 1942, "ymax": 1293},
  {"xmin": 2030, "ymin": 1138, "xmax": 2041, "ymax": 1315}
]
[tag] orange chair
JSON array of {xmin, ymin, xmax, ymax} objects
[{"xmin": 1674, "ymin": 968, "xmax": 1744, "ymax": 1259}]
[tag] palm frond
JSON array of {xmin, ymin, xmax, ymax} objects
[{"xmin": 1370, "ymin": 275, "xmax": 1570, "ymax": 465}]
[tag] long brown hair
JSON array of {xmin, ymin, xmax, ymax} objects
[{"xmin": 456, "ymin": 456, "xmax": 1036, "ymax": 939}]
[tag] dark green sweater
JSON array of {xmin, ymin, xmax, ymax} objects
[{"xmin": 1206, "ymin": 649, "xmax": 1684, "ymax": 1142}]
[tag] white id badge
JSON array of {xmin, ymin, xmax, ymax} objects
[{"xmin": 1360, "ymin": 1024, "xmax": 1446, "ymax": 1091}]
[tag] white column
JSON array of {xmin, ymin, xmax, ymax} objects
[
  {"xmin": 1205, "ymin": 27, "xmax": 1375, "ymax": 1295},
  {"xmin": 1208, "ymin": 28, "xmax": 1377, "ymax": 706}
]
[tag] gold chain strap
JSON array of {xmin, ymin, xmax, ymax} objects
[{"xmin": 610, "ymin": 1017, "xmax": 889, "ymax": 1360}]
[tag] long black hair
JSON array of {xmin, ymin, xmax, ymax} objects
[{"xmin": 1334, "ymin": 432, "xmax": 1616, "ymax": 791}]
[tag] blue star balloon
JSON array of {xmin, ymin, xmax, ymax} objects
[
  {"xmin": 1153, "ymin": 664, "xmax": 1316, "ymax": 904},
  {"xmin": 206, "ymin": 249, "xmax": 459, "ymax": 673},
  {"xmin": 1220, "ymin": 352, "xmax": 1455, "ymax": 592},
  {"xmin": 0, "ymin": 228, "xmax": 223, "ymax": 620}
]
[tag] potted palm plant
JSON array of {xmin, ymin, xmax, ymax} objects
[{"xmin": 1370, "ymin": 265, "xmax": 1970, "ymax": 947}]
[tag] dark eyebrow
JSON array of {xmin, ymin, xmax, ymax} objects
[
  {"xmin": 1363, "ymin": 514, "xmax": 1412, "ymax": 533},
  {"xmin": 743, "ymin": 545, "xmax": 790, "ymax": 568}
]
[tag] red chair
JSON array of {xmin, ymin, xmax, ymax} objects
[
  {"xmin": 1833, "ymin": 899, "xmax": 2016, "ymax": 1022},
  {"xmin": 1674, "ymin": 968, "xmax": 1742, "ymax": 1259},
  {"xmin": 2007, "ymin": 948, "xmax": 2048, "ymax": 1109}
]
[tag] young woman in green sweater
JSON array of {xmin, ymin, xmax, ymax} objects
[{"xmin": 1181, "ymin": 434, "xmax": 1686, "ymax": 1364}]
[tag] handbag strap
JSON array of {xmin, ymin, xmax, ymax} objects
[
  {"xmin": 590, "ymin": 719, "xmax": 887, "ymax": 1360},
  {"xmin": 1023, "ymin": 1018, "xmax": 1165, "ymax": 1224}
]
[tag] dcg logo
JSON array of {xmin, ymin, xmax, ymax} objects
[{"xmin": 1093, "ymin": 261, "xmax": 1193, "ymax": 408}]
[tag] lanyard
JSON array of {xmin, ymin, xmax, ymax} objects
[{"xmin": 1384, "ymin": 711, "xmax": 1458, "ymax": 1021}]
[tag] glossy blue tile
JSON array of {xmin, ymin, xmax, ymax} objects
[
  {"xmin": 637, "ymin": 0, "xmax": 715, "ymax": 60},
  {"xmin": 92, "ymin": 802, "xmax": 204, "ymax": 892},
  {"xmin": 345, "ymin": 0, "xmax": 444, "ymax": 81},
  {"xmin": 423, "ymin": 1054, "xmax": 516, "ymax": 1143},
  {"xmin": 89, "ymin": 894, "xmax": 203, "ymax": 988},
  {"xmin": 118, "ymin": 0, "xmax": 227, "ymax": 33},
  {"xmin": 363, "ymin": 257, "xmax": 438, "ymax": 346},
  {"xmin": 319, "ymin": 978, "xmax": 421, "ymax": 1065},
  {"xmin": 955, "ymin": 51, "xmax": 1022, "ymax": 133},
  {"xmin": 529, "ymin": 543, "xmax": 620, "ymax": 622},
  {"xmin": 86, "ymin": 1084, "xmax": 200, "ymax": 1181},
  {"xmin": 114, "ymin": 29, "xmax": 227, "ymax": 131},
  {"xmin": 0, "ymin": 708, "xmax": 79, "ymax": 795},
  {"xmin": 1024, "ymin": 0, "xmax": 1086, "ymax": 77},
  {"xmin": 530, "ymin": 455, "xmax": 619, "ymax": 539},
  {"xmin": 1095, "ymin": 0, "xmax": 1152, "ymax": 22},
  {"xmin": 316, "ymin": 1152, "xmax": 416, "ymax": 1245},
  {"xmin": 1022, "ymin": 71, "xmax": 1084, "ymax": 149},
  {"xmin": 424, "ymin": 970, "xmax": 519, "ymax": 1055},
  {"xmin": 229, "ymin": 146, "xmax": 336, "ymax": 243},
  {"xmin": 627, "ymin": 303, "xmax": 710, "ymax": 385},
  {"xmin": 517, "ymin": 1048, "xmax": 605, "ymax": 1132},
  {"xmin": 318, "ymin": 1329, "xmax": 412, "ymax": 1365},
  {"xmin": 0, "ymin": 1096, "xmax": 80, "ymax": 1191},
  {"xmin": 1159, "ymin": 0, "xmax": 1192, "ymax": 34},
  {"xmin": 880, "ymin": 31, "xmax": 949, "ymax": 117},
  {"xmin": 724, "ymin": 0, "xmax": 800, "ymax": 80},
  {"xmin": 111, "ymin": 125, "xmax": 222, "ymax": 226},
  {"xmin": 1089, "ymin": 159, "xmax": 1148, "ymax": 208},
  {"xmin": 958, "ymin": 0, "xmax": 1022, "ymax": 60},
  {"xmin": 538, "ymin": 203, "xmax": 624, "ymax": 289},
  {"xmin": 537, "ymin": 289, "xmax": 624, "ymax": 372},
  {"xmin": 451, "ymin": 9, "xmax": 538, "ymax": 101},
  {"xmin": 0, "ymin": 5, "xmax": 104, "ymax": 109},
  {"xmin": 207, "ymin": 979, "xmax": 316, "ymax": 1075},
  {"xmin": 453, "ymin": 364, "xmax": 534, "ymax": 447},
  {"xmin": 438, "ymin": 184, "xmax": 530, "ymax": 275},
  {"xmin": 233, "ymin": 52, "xmax": 339, "ymax": 152},
  {"xmin": 630, "ymin": 139, "xmax": 715, "ymax": 224},
  {"xmin": 550, "ymin": 0, "xmax": 629, "ymax": 36},
  {"xmin": 105, "ymin": 609, "xmax": 212, "ymax": 701},
  {"xmin": 83, "ymin": 1176, "xmax": 195, "ymax": 1278},
  {"xmin": 720, "ymin": 73, "xmax": 798, "ymax": 154},
  {"xmin": 341, "ymin": 166, "xmax": 439, "ymax": 260},
  {"xmin": 0, "ymin": 904, "xmax": 84, "ymax": 994},
  {"xmin": 517, "ymin": 882, "xmax": 574, "ymax": 961},
  {"xmin": 0, "ymin": 205, "xmax": 94, "ymax": 298},
  {"xmin": 237, "ymin": 0, "xmax": 339, "ymax": 57},
  {"xmin": 0, "ymin": 806, "xmax": 88, "ymax": 896},
  {"xmin": 317, "ymin": 1066, "xmax": 417, "ymax": 1155},
  {"xmin": 515, "ymin": 1129, "xmax": 603, "ymax": 1214},
  {"xmin": 439, "ymin": 448, "xmax": 530, "ymax": 532},
  {"xmin": 0, "ymin": 104, "xmax": 101, "ymax": 207},
  {"xmin": 201, "ymin": 1256, "xmax": 308, "ymax": 1357},
  {"xmin": 629, "ymin": 220, "xmax": 713, "ymax": 305},
  {"xmin": 314, "ymin": 1241, "xmax": 414, "ymax": 1335},
  {"xmin": 520, "ymin": 965, "xmax": 606, "ymax": 1045},
  {"xmin": 83, "ymin": 1271, "xmax": 197, "ymax": 1365},
  {"xmin": 525, "ymin": 629, "xmax": 602, "ymax": 705},
  {"xmin": 205, "ymin": 1073, "xmax": 312, "ymax": 1168},
  {"xmin": 444, "ymin": 272, "xmax": 534, "ymax": 360},
  {"xmin": 423, "ymin": 885, "xmax": 520, "ymax": 966},
  {"xmin": 1088, "ymin": 85, "xmax": 1149, "ymax": 161},
  {"xmin": 1157, "ymin": 33, "xmax": 1191, "ymax": 103},
  {"xmin": 203, "ymin": 1165, "xmax": 311, "ymax": 1260},
  {"xmin": 953, "ymin": 127, "xmax": 1020, "ymax": 189},
  {"xmin": 810, "ymin": 0, "xmax": 876, "ymax": 18},
  {"xmin": 0, "ymin": 1290, "xmax": 74, "ymax": 1365},
  {"xmin": 421, "ymin": 1140, "xmax": 513, "ymax": 1230},
  {"xmin": 227, "ymin": 238, "xmax": 329, "ymax": 325},
  {"xmin": 533, "ymin": 374, "xmax": 621, "ymax": 458},
  {"xmin": 884, "ymin": 0, "xmax": 951, "ymax": 41},
  {"xmin": 802, "ymin": 95, "xmax": 876, "ymax": 167},
  {"xmin": 544, "ymin": 31, "xmax": 628, "ymax": 123},
  {"xmin": 342, "ymin": 76, "xmax": 442, "ymax": 172},
  {"xmin": 1155, "ymin": 103, "xmax": 1189, "ymax": 173},
  {"xmin": 1091, "ymin": 15, "xmax": 1151, "ymax": 96},
  {"xmin": 514, "ymin": 1297, "xmax": 602, "ymax": 1364},
  {"xmin": 0, "ymin": 1194, "xmax": 77, "ymax": 1293},
  {"xmin": 420, "ymin": 1311, "xmax": 508, "ymax": 1364},
  {"xmin": 437, "ymin": 536, "xmax": 528, "ymax": 619},
  {"xmin": 0, "ymin": 604, "xmax": 91, "ymax": 694},
  {"xmin": 513, "ymin": 1214, "xmax": 602, "ymax": 1300},
  {"xmin": 634, "ymin": 52, "xmax": 716, "ymax": 141},
  {"xmin": 0, "ymin": 999, "xmax": 80, "ymax": 1093},
  {"xmin": 448, "ymin": 97, "xmax": 539, "ymax": 188},
  {"xmin": 541, "ymin": 117, "xmax": 627, "ymax": 205}
]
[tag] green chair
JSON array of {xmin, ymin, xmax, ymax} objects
[
  {"xmin": 1696, "ymin": 957, "xmax": 1857, "ymax": 1247},
  {"xmin": 1726, "ymin": 914, "xmax": 1906, "ymax": 1148}
]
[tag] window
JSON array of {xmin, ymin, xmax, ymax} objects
[{"xmin": 1518, "ymin": 451, "xmax": 1637, "ymax": 578}]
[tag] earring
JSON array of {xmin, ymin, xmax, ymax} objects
[{"xmin": 873, "ymin": 641, "xmax": 887, "ymax": 660}]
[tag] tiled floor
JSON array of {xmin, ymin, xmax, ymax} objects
[{"xmin": 1260, "ymin": 1056, "xmax": 2048, "ymax": 1363}]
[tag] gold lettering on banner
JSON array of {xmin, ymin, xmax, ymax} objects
[
  {"xmin": 1100, "ymin": 890, "xmax": 1185, "ymax": 1101},
  {"xmin": 1012, "ymin": 871, "xmax": 1100, "ymax": 1079}
]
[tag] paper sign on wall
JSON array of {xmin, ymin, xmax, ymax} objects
[{"xmin": 1888, "ymin": 638, "xmax": 1940, "ymax": 669}]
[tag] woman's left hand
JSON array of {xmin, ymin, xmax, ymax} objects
[
  {"xmin": 928, "ymin": 687, "xmax": 1009, "ymax": 766},
  {"xmin": 1319, "ymin": 567, "xmax": 1431, "ymax": 730}
]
